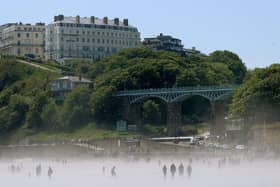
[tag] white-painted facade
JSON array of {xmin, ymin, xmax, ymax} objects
[{"xmin": 45, "ymin": 15, "xmax": 141, "ymax": 62}]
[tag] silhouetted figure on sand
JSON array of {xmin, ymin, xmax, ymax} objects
[
  {"xmin": 10, "ymin": 165, "xmax": 15, "ymax": 173},
  {"xmin": 187, "ymin": 165, "xmax": 192, "ymax": 179},
  {"xmin": 170, "ymin": 164, "xmax": 176, "ymax": 178},
  {"xmin": 111, "ymin": 166, "xmax": 116, "ymax": 177},
  {"xmin": 36, "ymin": 164, "xmax": 42, "ymax": 177},
  {"xmin": 178, "ymin": 163, "xmax": 184, "ymax": 176},
  {"xmin": 47, "ymin": 167, "xmax": 53, "ymax": 179},
  {"xmin": 162, "ymin": 165, "xmax": 167, "ymax": 178}
]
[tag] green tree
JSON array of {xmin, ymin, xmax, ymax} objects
[
  {"xmin": 41, "ymin": 100, "xmax": 61, "ymax": 130},
  {"xmin": 142, "ymin": 100, "xmax": 162, "ymax": 124},
  {"xmin": 208, "ymin": 50, "xmax": 247, "ymax": 84},
  {"xmin": 230, "ymin": 64, "xmax": 280, "ymax": 123},
  {"xmin": 25, "ymin": 92, "xmax": 49, "ymax": 129},
  {"xmin": 0, "ymin": 95, "xmax": 29, "ymax": 133},
  {"xmin": 61, "ymin": 85, "xmax": 92, "ymax": 129}
]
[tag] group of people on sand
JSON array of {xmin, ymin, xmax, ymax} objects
[
  {"xmin": 9, "ymin": 163, "xmax": 53, "ymax": 179},
  {"xmin": 162, "ymin": 163, "xmax": 192, "ymax": 179},
  {"xmin": 9, "ymin": 164, "xmax": 23, "ymax": 173},
  {"xmin": 35, "ymin": 164, "xmax": 53, "ymax": 179},
  {"xmin": 102, "ymin": 166, "xmax": 117, "ymax": 177}
]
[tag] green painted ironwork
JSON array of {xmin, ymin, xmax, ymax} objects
[{"xmin": 116, "ymin": 85, "xmax": 239, "ymax": 104}]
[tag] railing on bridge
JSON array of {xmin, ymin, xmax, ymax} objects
[{"xmin": 116, "ymin": 85, "xmax": 239, "ymax": 96}]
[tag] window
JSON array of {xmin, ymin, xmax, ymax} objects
[
  {"xmin": 92, "ymin": 38, "xmax": 95, "ymax": 43},
  {"xmin": 76, "ymin": 38, "xmax": 79, "ymax": 42},
  {"xmin": 26, "ymin": 33, "xmax": 30, "ymax": 37},
  {"xmin": 82, "ymin": 38, "xmax": 85, "ymax": 42},
  {"xmin": 35, "ymin": 33, "xmax": 39, "ymax": 38},
  {"xmin": 77, "ymin": 30, "xmax": 79, "ymax": 34},
  {"xmin": 17, "ymin": 33, "xmax": 21, "ymax": 38},
  {"xmin": 17, "ymin": 41, "xmax": 21, "ymax": 45},
  {"xmin": 87, "ymin": 38, "xmax": 90, "ymax": 43}
]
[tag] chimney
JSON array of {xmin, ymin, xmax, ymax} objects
[
  {"xmin": 103, "ymin": 17, "xmax": 108, "ymax": 24},
  {"xmin": 54, "ymin": 15, "xmax": 64, "ymax": 22},
  {"xmin": 114, "ymin": 18, "xmax": 119, "ymax": 25},
  {"xmin": 76, "ymin": 15, "xmax": 80, "ymax": 24},
  {"xmin": 123, "ymin": 19, "xmax": 128, "ymax": 26},
  {"xmin": 90, "ymin": 16, "xmax": 95, "ymax": 24}
]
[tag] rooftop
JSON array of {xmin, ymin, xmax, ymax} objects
[
  {"xmin": 56, "ymin": 76, "xmax": 92, "ymax": 83},
  {"xmin": 53, "ymin": 15, "xmax": 133, "ymax": 27}
]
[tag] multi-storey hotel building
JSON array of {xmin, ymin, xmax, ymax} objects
[
  {"xmin": 45, "ymin": 15, "xmax": 141, "ymax": 62},
  {"xmin": 0, "ymin": 23, "xmax": 45, "ymax": 58}
]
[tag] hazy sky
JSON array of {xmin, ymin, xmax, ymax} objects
[{"xmin": 1, "ymin": 0, "xmax": 279, "ymax": 68}]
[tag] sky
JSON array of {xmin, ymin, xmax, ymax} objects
[{"xmin": 1, "ymin": 0, "xmax": 280, "ymax": 68}]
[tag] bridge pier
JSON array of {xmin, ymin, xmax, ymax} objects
[
  {"xmin": 210, "ymin": 101, "xmax": 226, "ymax": 136},
  {"xmin": 122, "ymin": 98, "xmax": 142, "ymax": 127},
  {"xmin": 167, "ymin": 102, "xmax": 182, "ymax": 136}
]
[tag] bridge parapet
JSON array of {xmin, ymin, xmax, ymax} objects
[{"xmin": 116, "ymin": 85, "xmax": 239, "ymax": 104}]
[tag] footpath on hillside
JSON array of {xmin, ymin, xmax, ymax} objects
[{"xmin": 16, "ymin": 59, "xmax": 61, "ymax": 73}]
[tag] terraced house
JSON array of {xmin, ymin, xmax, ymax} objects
[{"xmin": 0, "ymin": 22, "xmax": 45, "ymax": 58}]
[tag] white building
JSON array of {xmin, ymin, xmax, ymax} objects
[
  {"xmin": 45, "ymin": 15, "xmax": 141, "ymax": 62},
  {"xmin": 51, "ymin": 76, "xmax": 92, "ymax": 99},
  {"xmin": 0, "ymin": 23, "xmax": 45, "ymax": 58}
]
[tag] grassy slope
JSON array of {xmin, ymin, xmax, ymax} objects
[{"xmin": 6, "ymin": 123, "xmax": 143, "ymax": 144}]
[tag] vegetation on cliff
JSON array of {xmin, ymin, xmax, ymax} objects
[{"xmin": 0, "ymin": 48, "xmax": 249, "ymax": 138}]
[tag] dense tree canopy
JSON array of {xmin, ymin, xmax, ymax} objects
[
  {"xmin": 230, "ymin": 64, "xmax": 280, "ymax": 123},
  {"xmin": 207, "ymin": 50, "xmax": 247, "ymax": 84},
  {"xmin": 0, "ymin": 48, "xmax": 249, "ymax": 134},
  {"xmin": 89, "ymin": 48, "xmax": 246, "ymax": 122}
]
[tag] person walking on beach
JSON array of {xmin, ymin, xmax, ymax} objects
[
  {"xmin": 170, "ymin": 164, "xmax": 176, "ymax": 178},
  {"xmin": 162, "ymin": 165, "xmax": 167, "ymax": 178}
]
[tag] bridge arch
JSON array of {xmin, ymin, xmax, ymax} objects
[
  {"xmin": 130, "ymin": 95, "xmax": 169, "ymax": 104},
  {"xmin": 173, "ymin": 93, "xmax": 213, "ymax": 102}
]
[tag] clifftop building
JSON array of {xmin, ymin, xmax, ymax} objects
[
  {"xmin": 142, "ymin": 33, "xmax": 184, "ymax": 53},
  {"xmin": 45, "ymin": 15, "xmax": 141, "ymax": 62},
  {"xmin": 0, "ymin": 23, "xmax": 45, "ymax": 58}
]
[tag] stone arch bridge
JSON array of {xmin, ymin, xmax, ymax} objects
[{"xmin": 116, "ymin": 85, "xmax": 239, "ymax": 136}]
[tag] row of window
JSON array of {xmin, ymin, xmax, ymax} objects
[
  {"xmin": 60, "ymin": 46, "xmax": 118, "ymax": 52},
  {"xmin": 17, "ymin": 32, "xmax": 43, "ymax": 38},
  {"xmin": 54, "ymin": 23, "xmax": 138, "ymax": 32},
  {"xmin": 17, "ymin": 47, "xmax": 40, "ymax": 55},
  {"xmin": 16, "ymin": 27, "xmax": 45, "ymax": 32},
  {"xmin": 50, "ymin": 29, "xmax": 139, "ymax": 38},
  {"xmin": 17, "ymin": 40, "xmax": 45, "ymax": 45},
  {"xmin": 59, "ymin": 37, "xmax": 138, "ymax": 46}
]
